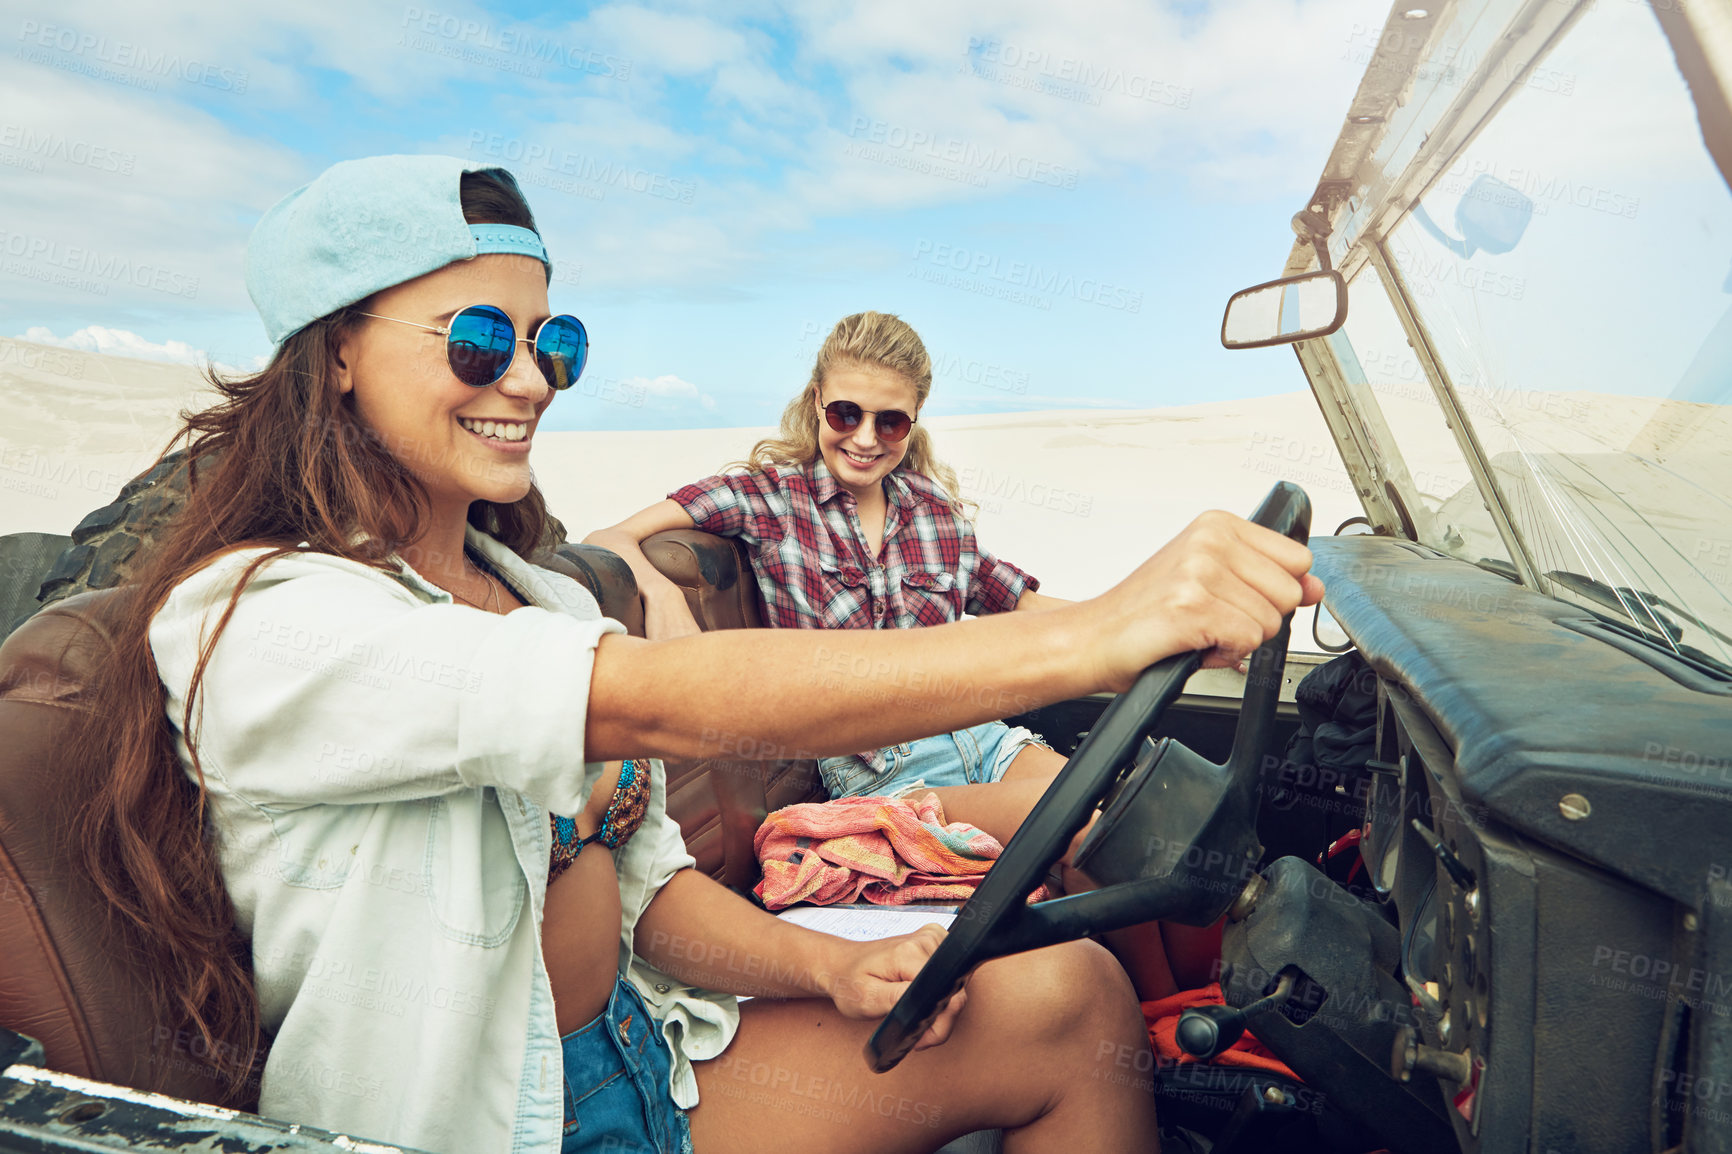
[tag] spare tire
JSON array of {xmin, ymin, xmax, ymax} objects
[
  {"xmin": 32, "ymin": 449, "xmax": 570, "ymax": 612},
  {"xmin": 35, "ymin": 450, "xmax": 201, "ymax": 610},
  {"xmin": 0, "ymin": 531, "xmax": 73, "ymax": 639}
]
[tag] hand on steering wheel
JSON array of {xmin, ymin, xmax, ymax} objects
[{"xmin": 866, "ymin": 482, "xmax": 1314, "ymax": 1072}]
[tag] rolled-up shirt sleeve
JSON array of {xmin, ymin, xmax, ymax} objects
[
  {"xmin": 966, "ymin": 549, "xmax": 1039, "ymax": 615},
  {"xmin": 151, "ymin": 550, "xmax": 623, "ymax": 817},
  {"xmin": 617, "ymin": 800, "xmax": 697, "ymax": 930},
  {"xmin": 668, "ymin": 473, "xmax": 750, "ymax": 538}
]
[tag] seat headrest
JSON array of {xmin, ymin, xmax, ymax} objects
[
  {"xmin": 641, "ymin": 530, "xmax": 763, "ymax": 631},
  {"xmin": 536, "ymin": 544, "xmax": 644, "ymax": 637}
]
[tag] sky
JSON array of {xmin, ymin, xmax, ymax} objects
[{"xmin": 0, "ymin": 0, "xmax": 1389, "ymax": 431}]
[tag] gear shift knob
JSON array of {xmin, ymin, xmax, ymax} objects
[
  {"xmin": 1174, "ymin": 970, "xmax": 1297, "ymax": 1061},
  {"xmin": 1175, "ymin": 1004, "xmax": 1248, "ymax": 1060}
]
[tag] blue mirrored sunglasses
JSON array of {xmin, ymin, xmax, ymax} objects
[{"xmin": 359, "ymin": 304, "xmax": 589, "ymax": 390}]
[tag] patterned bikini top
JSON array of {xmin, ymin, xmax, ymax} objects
[
  {"xmin": 461, "ymin": 549, "xmax": 652, "ymax": 884},
  {"xmin": 548, "ymin": 758, "xmax": 650, "ymax": 883}
]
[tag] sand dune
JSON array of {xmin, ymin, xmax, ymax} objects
[
  {"xmin": 0, "ymin": 337, "xmax": 220, "ymax": 541},
  {"xmin": 10, "ymin": 336, "xmax": 1727, "ymax": 650},
  {"xmin": 529, "ymin": 397, "xmax": 1366, "ymax": 600},
  {"xmin": 0, "ymin": 336, "xmax": 1368, "ymax": 600}
]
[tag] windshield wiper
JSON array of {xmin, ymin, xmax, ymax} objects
[
  {"xmin": 1547, "ymin": 571, "xmax": 1685, "ymax": 643},
  {"xmin": 1546, "ymin": 569, "xmax": 1732, "ymax": 677},
  {"xmin": 1474, "ymin": 557, "xmax": 1519, "ymax": 582}
]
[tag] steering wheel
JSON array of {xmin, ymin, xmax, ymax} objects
[{"xmin": 866, "ymin": 482, "xmax": 1312, "ymax": 1072}]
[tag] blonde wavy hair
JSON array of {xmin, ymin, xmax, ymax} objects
[{"xmin": 738, "ymin": 311, "xmax": 973, "ymax": 516}]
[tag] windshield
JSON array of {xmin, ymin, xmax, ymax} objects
[
  {"xmin": 1327, "ymin": 263, "xmax": 1512, "ymax": 570},
  {"xmin": 1374, "ymin": 0, "xmax": 1732, "ymax": 672}
]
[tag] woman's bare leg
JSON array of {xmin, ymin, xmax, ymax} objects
[
  {"xmin": 688, "ymin": 939, "xmax": 1159, "ymax": 1154},
  {"xmin": 923, "ymin": 777, "xmax": 1048, "ymax": 847},
  {"xmin": 928, "ymin": 746, "xmax": 1182, "ymax": 1001}
]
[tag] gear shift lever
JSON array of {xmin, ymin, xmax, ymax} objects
[{"xmin": 1176, "ymin": 972, "xmax": 1296, "ymax": 1061}]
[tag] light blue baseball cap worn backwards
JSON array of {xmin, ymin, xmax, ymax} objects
[{"xmin": 245, "ymin": 154, "xmax": 552, "ymax": 344}]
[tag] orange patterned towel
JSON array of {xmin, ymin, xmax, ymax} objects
[
  {"xmin": 754, "ymin": 792, "xmax": 1048, "ymax": 910},
  {"xmin": 1142, "ymin": 982, "xmax": 1300, "ymax": 1079}
]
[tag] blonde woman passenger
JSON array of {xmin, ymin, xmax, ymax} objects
[
  {"xmin": 589, "ymin": 315, "xmax": 1067, "ymax": 822},
  {"xmin": 588, "ymin": 313, "xmax": 1205, "ymax": 995}
]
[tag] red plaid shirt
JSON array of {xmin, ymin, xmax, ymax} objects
[{"xmin": 669, "ymin": 461, "xmax": 1037, "ymax": 632}]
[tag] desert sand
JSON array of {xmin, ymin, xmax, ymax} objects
[
  {"xmin": 5, "ymin": 335, "xmax": 1725, "ymax": 637},
  {"xmin": 528, "ymin": 401, "xmax": 1367, "ymax": 600},
  {"xmin": 0, "ymin": 336, "xmax": 222, "ymax": 543},
  {"xmin": 0, "ymin": 335, "xmax": 1367, "ymax": 599}
]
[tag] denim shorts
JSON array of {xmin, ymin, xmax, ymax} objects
[
  {"xmin": 817, "ymin": 719, "xmax": 1047, "ymax": 800},
  {"xmin": 560, "ymin": 977, "xmax": 693, "ymax": 1154}
]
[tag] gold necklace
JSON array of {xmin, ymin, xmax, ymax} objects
[{"xmin": 454, "ymin": 554, "xmax": 503, "ymax": 613}]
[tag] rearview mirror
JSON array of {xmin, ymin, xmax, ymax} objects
[
  {"xmin": 1220, "ymin": 269, "xmax": 1348, "ymax": 350},
  {"xmin": 1413, "ymin": 173, "xmax": 1533, "ymax": 258}
]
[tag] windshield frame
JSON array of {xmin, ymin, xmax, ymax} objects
[{"xmin": 1280, "ymin": 0, "xmax": 1732, "ymax": 617}]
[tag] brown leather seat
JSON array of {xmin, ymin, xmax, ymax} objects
[
  {"xmin": 0, "ymin": 534, "xmax": 819, "ymax": 1096},
  {"xmin": 0, "ymin": 588, "xmax": 232, "ymax": 1103},
  {"xmin": 541, "ymin": 542, "xmax": 646, "ymax": 636}
]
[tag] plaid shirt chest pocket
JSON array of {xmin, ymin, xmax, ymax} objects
[
  {"xmin": 814, "ymin": 557, "xmax": 874, "ymax": 628},
  {"xmin": 895, "ymin": 566, "xmax": 963, "ymax": 627}
]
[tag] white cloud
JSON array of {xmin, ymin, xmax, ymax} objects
[
  {"xmin": 0, "ymin": 0, "xmax": 1393, "ymax": 363},
  {"xmin": 783, "ymin": 0, "xmax": 1380, "ymax": 205},
  {"xmin": 626, "ymin": 373, "xmax": 717, "ymax": 411},
  {"xmin": 12, "ymin": 0, "xmax": 509, "ymax": 106},
  {"xmin": 19, "ymin": 325, "xmax": 263, "ymax": 375},
  {"xmin": 0, "ymin": 60, "xmax": 305, "ymax": 320},
  {"xmin": 427, "ymin": 0, "xmax": 1388, "ymax": 293}
]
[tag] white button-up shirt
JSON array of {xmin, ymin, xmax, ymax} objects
[{"xmin": 149, "ymin": 527, "xmax": 739, "ymax": 1154}]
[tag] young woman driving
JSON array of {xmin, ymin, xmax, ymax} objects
[{"xmin": 71, "ymin": 156, "xmax": 1321, "ymax": 1154}]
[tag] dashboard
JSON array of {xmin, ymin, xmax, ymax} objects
[
  {"xmin": 1363, "ymin": 685, "xmax": 1494, "ymax": 1138},
  {"xmin": 1230, "ymin": 535, "xmax": 1732, "ymax": 1154}
]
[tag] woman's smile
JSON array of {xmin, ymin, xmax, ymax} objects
[{"xmin": 457, "ymin": 414, "xmax": 535, "ymax": 450}]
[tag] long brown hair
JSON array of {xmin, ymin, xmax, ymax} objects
[
  {"xmin": 59, "ymin": 170, "xmax": 553, "ymax": 1105},
  {"xmin": 739, "ymin": 311, "xmax": 974, "ymax": 516}
]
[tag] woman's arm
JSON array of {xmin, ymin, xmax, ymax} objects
[
  {"xmin": 588, "ymin": 593, "xmax": 1085, "ymax": 761},
  {"xmin": 584, "ymin": 499, "xmax": 703, "ymax": 639},
  {"xmin": 586, "ymin": 510, "xmax": 1324, "ymax": 762},
  {"xmin": 1014, "ymin": 588, "xmax": 1074, "ymax": 612},
  {"xmin": 636, "ymin": 869, "xmax": 967, "ymax": 1050}
]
